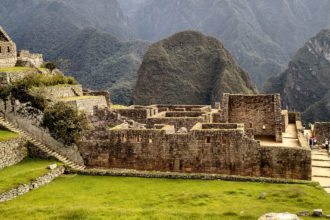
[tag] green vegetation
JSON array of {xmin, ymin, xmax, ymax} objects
[
  {"xmin": 0, "ymin": 158, "xmax": 61, "ymax": 193},
  {"xmin": 111, "ymin": 104, "xmax": 129, "ymax": 109},
  {"xmin": 0, "ymin": 175, "xmax": 329, "ymax": 219},
  {"xmin": 0, "ymin": 130, "xmax": 19, "ymax": 142},
  {"xmin": 0, "ymin": 67, "xmax": 34, "ymax": 72},
  {"xmin": 133, "ymin": 31, "xmax": 256, "ymax": 105},
  {"xmin": 1, "ymin": 73, "xmax": 78, "ymax": 110},
  {"xmin": 42, "ymin": 102, "xmax": 88, "ymax": 145}
]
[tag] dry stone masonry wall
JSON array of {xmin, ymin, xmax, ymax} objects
[
  {"xmin": 0, "ymin": 137, "xmax": 27, "ymax": 170},
  {"xmin": 221, "ymin": 94, "xmax": 283, "ymax": 142},
  {"xmin": 0, "ymin": 167, "xmax": 64, "ymax": 203}
]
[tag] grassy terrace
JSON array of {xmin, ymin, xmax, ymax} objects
[
  {"xmin": 0, "ymin": 158, "xmax": 61, "ymax": 194},
  {"xmin": 0, "ymin": 67, "xmax": 34, "ymax": 72},
  {"xmin": 0, "ymin": 173, "xmax": 329, "ymax": 219},
  {"xmin": 0, "ymin": 130, "xmax": 19, "ymax": 142}
]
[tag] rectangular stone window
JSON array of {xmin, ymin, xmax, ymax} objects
[
  {"xmin": 0, "ymin": 46, "xmax": 2, "ymax": 53},
  {"xmin": 7, "ymin": 46, "xmax": 10, "ymax": 53},
  {"xmin": 206, "ymin": 136, "xmax": 211, "ymax": 143}
]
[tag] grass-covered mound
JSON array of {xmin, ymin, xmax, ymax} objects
[
  {"xmin": 0, "ymin": 175, "xmax": 329, "ymax": 219},
  {"xmin": 0, "ymin": 158, "xmax": 61, "ymax": 193},
  {"xmin": 0, "ymin": 130, "xmax": 19, "ymax": 142}
]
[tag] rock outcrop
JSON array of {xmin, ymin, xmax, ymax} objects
[
  {"xmin": 265, "ymin": 29, "xmax": 330, "ymax": 122},
  {"xmin": 133, "ymin": 31, "xmax": 256, "ymax": 105}
]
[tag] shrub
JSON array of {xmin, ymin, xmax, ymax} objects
[
  {"xmin": 43, "ymin": 102, "xmax": 88, "ymax": 145},
  {"xmin": 0, "ymin": 86, "xmax": 11, "ymax": 100},
  {"xmin": 45, "ymin": 62, "xmax": 57, "ymax": 72}
]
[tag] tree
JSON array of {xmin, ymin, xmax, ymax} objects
[{"xmin": 43, "ymin": 102, "xmax": 88, "ymax": 145}]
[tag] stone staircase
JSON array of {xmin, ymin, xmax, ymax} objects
[
  {"xmin": 0, "ymin": 116, "xmax": 85, "ymax": 170},
  {"xmin": 312, "ymin": 148, "xmax": 330, "ymax": 193}
]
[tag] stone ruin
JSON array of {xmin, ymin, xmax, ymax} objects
[
  {"xmin": 80, "ymin": 94, "xmax": 311, "ymax": 180},
  {"xmin": 314, "ymin": 122, "xmax": 330, "ymax": 144},
  {"xmin": 0, "ymin": 26, "xmax": 43, "ymax": 68}
]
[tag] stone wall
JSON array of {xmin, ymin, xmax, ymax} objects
[
  {"xmin": 0, "ymin": 167, "xmax": 64, "ymax": 203},
  {"xmin": 17, "ymin": 50, "xmax": 43, "ymax": 68},
  {"xmin": 115, "ymin": 107, "xmax": 158, "ymax": 124},
  {"xmin": 153, "ymin": 104, "xmax": 211, "ymax": 112},
  {"xmin": 0, "ymin": 42, "xmax": 17, "ymax": 68},
  {"xmin": 281, "ymin": 110, "xmax": 289, "ymax": 131},
  {"xmin": 314, "ymin": 122, "xmax": 330, "ymax": 144},
  {"xmin": 62, "ymin": 96, "xmax": 108, "ymax": 115},
  {"xmin": 146, "ymin": 112, "xmax": 209, "ymax": 131},
  {"xmin": 0, "ymin": 137, "xmax": 27, "ymax": 170},
  {"xmin": 221, "ymin": 94, "xmax": 282, "ymax": 142},
  {"xmin": 30, "ymin": 85, "xmax": 83, "ymax": 101},
  {"xmin": 0, "ymin": 69, "xmax": 39, "ymax": 86},
  {"xmin": 78, "ymin": 124, "xmax": 311, "ymax": 180}
]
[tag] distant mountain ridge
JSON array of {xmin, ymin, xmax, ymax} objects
[
  {"xmin": 133, "ymin": 31, "xmax": 256, "ymax": 105},
  {"xmin": 120, "ymin": 0, "xmax": 330, "ymax": 89},
  {"xmin": 0, "ymin": 0, "xmax": 148, "ymax": 105},
  {"xmin": 265, "ymin": 29, "xmax": 330, "ymax": 122}
]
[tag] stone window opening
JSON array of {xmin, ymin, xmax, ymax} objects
[
  {"xmin": 7, "ymin": 46, "xmax": 10, "ymax": 53},
  {"xmin": 249, "ymin": 123, "xmax": 253, "ymax": 128},
  {"xmin": 0, "ymin": 46, "xmax": 2, "ymax": 53},
  {"xmin": 206, "ymin": 136, "xmax": 211, "ymax": 143}
]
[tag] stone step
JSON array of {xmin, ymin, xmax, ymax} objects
[
  {"xmin": 312, "ymin": 160, "xmax": 330, "ymax": 168},
  {"xmin": 0, "ymin": 116, "xmax": 85, "ymax": 170},
  {"xmin": 312, "ymin": 167, "xmax": 330, "ymax": 177}
]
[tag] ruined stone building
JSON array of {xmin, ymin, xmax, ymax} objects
[
  {"xmin": 0, "ymin": 26, "xmax": 17, "ymax": 68},
  {"xmin": 314, "ymin": 122, "xmax": 330, "ymax": 143},
  {"xmin": 0, "ymin": 26, "xmax": 43, "ymax": 68},
  {"xmin": 80, "ymin": 94, "xmax": 311, "ymax": 180}
]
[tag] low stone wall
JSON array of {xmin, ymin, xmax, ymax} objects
[
  {"xmin": 0, "ymin": 167, "xmax": 64, "ymax": 203},
  {"xmin": 30, "ymin": 85, "xmax": 83, "ymax": 101},
  {"xmin": 68, "ymin": 168, "xmax": 314, "ymax": 185},
  {"xmin": 0, "ymin": 137, "xmax": 27, "ymax": 170},
  {"xmin": 17, "ymin": 50, "xmax": 43, "ymax": 68},
  {"xmin": 63, "ymin": 96, "xmax": 108, "ymax": 115},
  {"xmin": 0, "ymin": 70, "xmax": 36, "ymax": 86}
]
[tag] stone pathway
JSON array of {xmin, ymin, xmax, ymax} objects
[{"xmin": 312, "ymin": 148, "xmax": 330, "ymax": 193}]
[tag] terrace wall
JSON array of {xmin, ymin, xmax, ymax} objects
[{"xmin": 0, "ymin": 137, "xmax": 27, "ymax": 170}]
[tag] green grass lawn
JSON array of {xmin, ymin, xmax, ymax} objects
[
  {"xmin": 0, "ymin": 158, "xmax": 61, "ymax": 193},
  {"xmin": 0, "ymin": 130, "xmax": 19, "ymax": 142},
  {"xmin": 0, "ymin": 174, "xmax": 329, "ymax": 219}
]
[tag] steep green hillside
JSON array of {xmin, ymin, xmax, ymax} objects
[
  {"xmin": 265, "ymin": 29, "xmax": 330, "ymax": 122},
  {"xmin": 133, "ymin": 31, "xmax": 256, "ymax": 105},
  {"xmin": 49, "ymin": 28, "xmax": 148, "ymax": 105}
]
